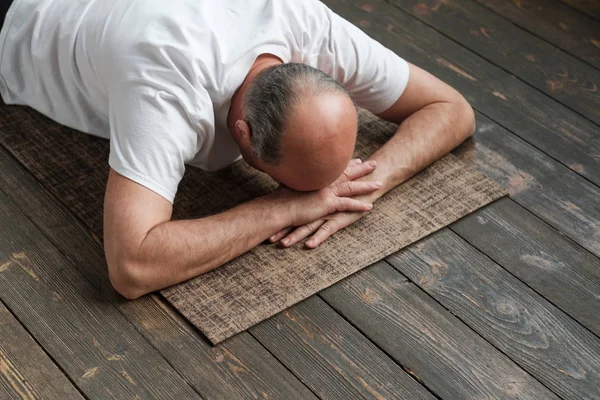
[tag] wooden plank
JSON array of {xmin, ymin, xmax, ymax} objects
[
  {"xmin": 0, "ymin": 135, "xmax": 436, "ymax": 400},
  {"xmin": 458, "ymin": 112, "xmax": 600, "ymax": 258},
  {"xmin": 384, "ymin": 0, "xmax": 600, "ymax": 125},
  {"xmin": 387, "ymin": 229, "xmax": 600, "ymax": 399},
  {"xmin": 250, "ymin": 296, "xmax": 436, "ymax": 400},
  {"xmin": 324, "ymin": 0, "xmax": 600, "ymax": 188},
  {"xmin": 0, "ymin": 301, "xmax": 83, "ymax": 400},
  {"xmin": 0, "ymin": 132, "xmax": 435, "ymax": 399},
  {"xmin": 327, "ymin": 1, "xmax": 600, "ymax": 258},
  {"xmin": 474, "ymin": 0, "xmax": 600, "ymax": 69},
  {"xmin": 320, "ymin": 261, "xmax": 558, "ymax": 399},
  {"xmin": 560, "ymin": 0, "xmax": 600, "ymax": 21},
  {"xmin": 451, "ymin": 197, "xmax": 600, "ymax": 336},
  {"xmin": 121, "ymin": 296, "xmax": 317, "ymax": 400},
  {"xmin": 0, "ymin": 147, "xmax": 317, "ymax": 399},
  {"xmin": 0, "ymin": 190, "xmax": 202, "ymax": 399}
]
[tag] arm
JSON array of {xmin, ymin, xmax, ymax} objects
[
  {"xmin": 102, "ymin": 79, "xmax": 380, "ymax": 299},
  {"xmin": 359, "ymin": 62, "xmax": 475, "ymax": 198},
  {"xmin": 104, "ymin": 163, "xmax": 380, "ymax": 299},
  {"xmin": 276, "ymin": 63, "xmax": 475, "ymax": 247}
]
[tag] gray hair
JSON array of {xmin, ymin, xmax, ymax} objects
[{"xmin": 243, "ymin": 63, "xmax": 353, "ymax": 165}]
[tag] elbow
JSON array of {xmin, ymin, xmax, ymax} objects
[
  {"xmin": 108, "ymin": 258, "xmax": 148, "ymax": 300},
  {"xmin": 459, "ymin": 97, "xmax": 476, "ymax": 138}
]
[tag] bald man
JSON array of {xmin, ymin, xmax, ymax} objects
[{"xmin": 0, "ymin": 0, "xmax": 475, "ymax": 299}]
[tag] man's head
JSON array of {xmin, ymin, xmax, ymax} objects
[{"xmin": 232, "ymin": 63, "xmax": 358, "ymax": 191}]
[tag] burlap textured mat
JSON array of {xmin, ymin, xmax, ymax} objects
[{"xmin": 0, "ymin": 102, "xmax": 506, "ymax": 343}]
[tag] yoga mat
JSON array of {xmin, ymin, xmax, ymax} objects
[{"xmin": 0, "ymin": 100, "xmax": 506, "ymax": 343}]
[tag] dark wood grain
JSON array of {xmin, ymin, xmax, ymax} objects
[
  {"xmin": 0, "ymin": 142, "xmax": 437, "ymax": 400},
  {"xmin": 0, "ymin": 191, "xmax": 201, "ymax": 399},
  {"xmin": 251, "ymin": 295, "xmax": 435, "ymax": 400},
  {"xmin": 0, "ymin": 138, "xmax": 435, "ymax": 400},
  {"xmin": 387, "ymin": 229, "xmax": 600, "ymax": 399},
  {"xmin": 0, "ymin": 131, "xmax": 440, "ymax": 400},
  {"xmin": 0, "ymin": 147, "xmax": 317, "ymax": 400},
  {"xmin": 560, "ymin": 0, "xmax": 600, "ymax": 21},
  {"xmin": 0, "ymin": 130, "xmax": 436, "ymax": 400},
  {"xmin": 474, "ymin": 0, "xmax": 600, "ymax": 69},
  {"xmin": 0, "ymin": 301, "xmax": 83, "ymax": 400},
  {"xmin": 122, "ymin": 296, "xmax": 317, "ymax": 400},
  {"xmin": 456, "ymin": 112, "xmax": 600, "ymax": 258},
  {"xmin": 324, "ymin": 0, "xmax": 600, "ymax": 187},
  {"xmin": 320, "ymin": 261, "xmax": 558, "ymax": 399},
  {"xmin": 384, "ymin": 0, "xmax": 600, "ymax": 125},
  {"xmin": 326, "ymin": 0, "xmax": 600, "ymax": 313},
  {"xmin": 451, "ymin": 197, "xmax": 600, "ymax": 336}
]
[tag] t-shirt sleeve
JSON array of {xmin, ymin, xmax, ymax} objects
[
  {"xmin": 107, "ymin": 82, "xmax": 210, "ymax": 204},
  {"xmin": 314, "ymin": 6, "xmax": 410, "ymax": 114}
]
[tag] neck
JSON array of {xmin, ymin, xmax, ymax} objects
[{"xmin": 227, "ymin": 54, "xmax": 283, "ymax": 129}]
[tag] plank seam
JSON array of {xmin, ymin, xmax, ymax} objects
[
  {"xmin": 373, "ymin": 0, "xmax": 600, "ymax": 185},
  {"xmin": 462, "ymin": 193, "xmax": 600, "ymax": 262},
  {"xmin": 489, "ymin": 182, "xmax": 600, "ymax": 258},
  {"xmin": 0, "ymin": 297, "xmax": 90, "ymax": 400},
  {"xmin": 246, "ymin": 329, "xmax": 324, "ymax": 400},
  {"xmin": 472, "ymin": 0, "xmax": 600, "ymax": 72},
  {"xmin": 315, "ymin": 289, "xmax": 443, "ymax": 400},
  {"xmin": 379, "ymin": 259, "xmax": 562, "ymax": 398},
  {"xmin": 449, "ymin": 200, "xmax": 600, "ymax": 342},
  {"xmin": 0, "ymin": 146, "xmax": 323, "ymax": 399},
  {"xmin": 471, "ymin": 108, "xmax": 600, "ymax": 190},
  {"xmin": 557, "ymin": 0, "xmax": 600, "ymax": 23},
  {"xmin": 0, "ymin": 145, "xmax": 104, "ymax": 254},
  {"xmin": 150, "ymin": 289, "xmax": 321, "ymax": 399},
  {"xmin": 382, "ymin": 0, "xmax": 600, "ymax": 129},
  {"xmin": 0, "ymin": 182, "xmax": 206, "ymax": 400},
  {"xmin": 0, "ymin": 124, "xmax": 574, "ymax": 398}
]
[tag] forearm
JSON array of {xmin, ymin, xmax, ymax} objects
[
  {"xmin": 363, "ymin": 100, "xmax": 475, "ymax": 201},
  {"xmin": 126, "ymin": 195, "xmax": 290, "ymax": 296}
]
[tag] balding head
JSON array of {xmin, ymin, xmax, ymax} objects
[{"xmin": 240, "ymin": 63, "xmax": 357, "ymax": 191}]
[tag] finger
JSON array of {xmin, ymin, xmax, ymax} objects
[
  {"xmin": 335, "ymin": 197, "xmax": 373, "ymax": 213},
  {"xmin": 306, "ymin": 220, "xmax": 340, "ymax": 248},
  {"xmin": 281, "ymin": 220, "xmax": 325, "ymax": 247},
  {"xmin": 334, "ymin": 158, "xmax": 364, "ymax": 184},
  {"xmin": 269, "ymin": 227, "xmax": 293, "ymax": 243},
  {"xmin": 343, "ymin": 160, "xmax": 377, "ymax": 182},
  {"xmin": 333, "ymin": 180, "xmax": 382, "ymax": 198}
]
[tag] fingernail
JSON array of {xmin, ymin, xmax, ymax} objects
[
  {"xmin": 357, "ymin": 159, "xmax": 362, "ymax": 163},
  {"xmin": 270, "ymin": 235, "xmax": 276, "ymax": 241},
  {"xmin": 281, "ymin": 238, "xmax": 289, "ymax": 246},
  {"xmin": 374, "ymin": 181, "xmax": 382, "ymax": 187},
  {"xmin": 368, "ymin": 160, "xmax": 377, "ymax": 167}
]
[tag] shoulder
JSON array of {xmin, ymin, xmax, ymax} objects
[
  {"xmin": 96, "ymin": 0, "xmax": 197, "ymax": 68},
  {"xmin": 282, "ymin": 0, "xmax": 331, "ymax": 27}
]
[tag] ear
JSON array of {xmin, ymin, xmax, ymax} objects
[
  {"xmin": 233, "ymin": 119, "xmax": 264, "ymax": 170},
  {"xmin": 232, "ymin": 120, "xmax": 252, "ymax": 144}
]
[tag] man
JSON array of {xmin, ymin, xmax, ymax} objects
[{"xmin": 0, "ymin": 0, "xmax": 475, "ymax": 299}]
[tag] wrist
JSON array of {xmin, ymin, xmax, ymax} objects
[
  {"xmin": 260, "ymin": 190, "xmax": 295, "ymax": 229},
  {"xmin": 356, "ymin": 190, "xmax": 382, "ymax": 205},
  {"xmin": 359, "ymin": 157, "xmax": 414, "ymax": 200}
]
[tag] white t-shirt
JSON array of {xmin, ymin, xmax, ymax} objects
[{"xmin": 0, "ymin": 0, "xmax": 409, "ymax": 203}]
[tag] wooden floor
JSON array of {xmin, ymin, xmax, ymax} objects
[{"xmin": 1, "ymin": 0, "xmax": 600, "ymax": 398}]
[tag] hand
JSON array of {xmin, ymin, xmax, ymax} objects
[
  {"xmin": 269, "ymin": 158, "xmax": 379, "ymax": 247},
  {"xmin": 269, "ymin": 158, "xmax": 380, "ymax": 228},
  {"xmin": 281, "ymin": 209, "xmax": 367, "ymax": 248}
]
